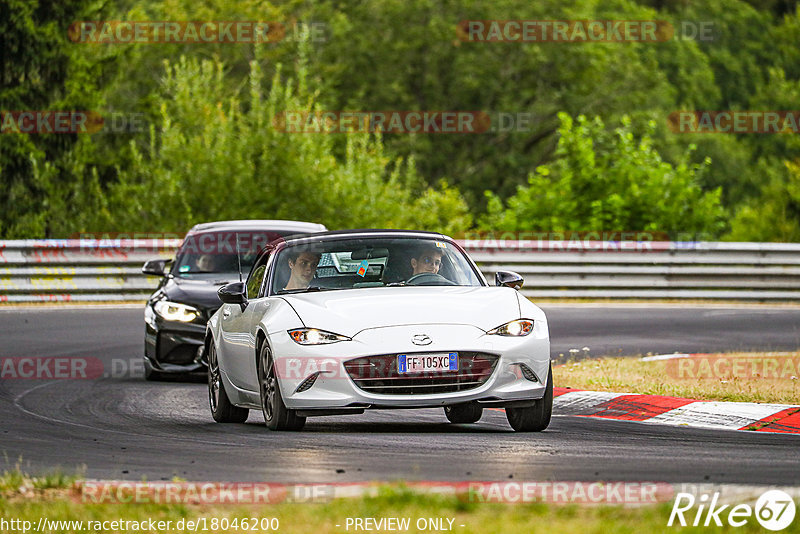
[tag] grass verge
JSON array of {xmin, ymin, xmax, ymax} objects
[
  {"xmin": 554, "ymin": 352, "xmax": 800, "ymax": 404},
  {"xmin": 4, "ymin": 474, "xmax": 797, "ymax": 534}
]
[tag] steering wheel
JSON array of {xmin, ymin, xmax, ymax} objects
[{"xmin": 405, "ymin": 273, "xmax": 457, "ymax": 286}]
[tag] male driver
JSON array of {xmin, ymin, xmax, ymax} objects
[
  {"xmin": 410, "ymin": 245, "xmax": 444, "ymax": 276},
  {"xmin": 284, "ymin": 250, "xmax": 321, "ymax": 290}
]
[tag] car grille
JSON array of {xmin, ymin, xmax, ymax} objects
[{"xmin": 343, "ymin": 352, "xmax": 499, "ymax": 395}]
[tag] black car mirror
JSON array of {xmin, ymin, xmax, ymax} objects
[
  {"xmin": 142, "ymin": 258, "xmax": 169, "ymax": 276},
  {"xmin": 218, "ymin": 282, "xmax": 248, "ymax": 311},
  {"xmin": 495, "ymin": 270, "xmax": 524, "ymax": 290}
]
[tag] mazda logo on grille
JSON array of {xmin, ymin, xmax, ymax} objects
[{"xmin": 412, "ymin": 334, "xmax": 432, "ymax": 346}]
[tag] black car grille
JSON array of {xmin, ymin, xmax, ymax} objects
[{"xmin": 343, "ymin": 352, "xmax": 499, "ymax": 395}]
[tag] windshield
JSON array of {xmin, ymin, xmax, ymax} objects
[
  {"xmin": 173, "ymin": 230, "xmax": 294, "ymax": 278},
  {"xmin": 271, "ymin": 236, "xmax": 483, "ymax": 294}
]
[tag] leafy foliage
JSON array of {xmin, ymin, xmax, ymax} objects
[
  {"xmin": 2, "ymin": 0, "xmax": 800, "ymax": 241},
  {"xmin": 480, "ymin": 114, "xmax": 724, "ymax": 237},
  {"xmin": 728, "ymin": 159, "xmax": 800, "ymax": 242},
  {"xmin": 96, "ymin": 56, "xmax": 471, "ymax": 235}
]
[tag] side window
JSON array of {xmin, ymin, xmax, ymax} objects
[{"xmin": 246, "ymin": 255, "xmax": 269, "ymax": 298}]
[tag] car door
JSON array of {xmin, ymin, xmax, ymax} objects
[{"xmin": 219, "ymin": 251, "xmax": 272, "ymax": 392}]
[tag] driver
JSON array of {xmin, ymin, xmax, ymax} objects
[
  {"xmin": 284, "ymin": 249, "xmax": 321, "ymax": 290},
  {"xmin": 195, "ymin": 254, "xmax": 218, "ymax": 272},
  {"xmin": 410, "ymin": 245, "xmax": 443, "ymax": 276}
]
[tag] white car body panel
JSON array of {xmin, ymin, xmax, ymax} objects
[
  {"xmin": 280, "ymin": 286, "xmax": 523, "ymax": 337},
  {"xmin": 211, "ymin": 285, "xmax": 550, "ymax": 412}
]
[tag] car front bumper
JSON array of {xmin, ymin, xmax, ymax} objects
[
  {"xmin": 265, "ymin": 323, "xmax": 550, "ymax": 410},
  {"xmin": 144, "ymin": 304, "xmax": 208, "ymax": 373}
]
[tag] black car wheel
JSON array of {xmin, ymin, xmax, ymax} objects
[
  {"xmin": 444, "ymin": 402, "xmax": 483, "ymax": 424},
  {"xmin": 505, "ymin": 363, "xmax": 553, "ymax": 432},
  {"xmin": 208, "ymin": 341, "xmax": 248, "ymax": 423},
  {"xmin": 258, "ymin": 342, "xmax": 306, "ymax": 431}
]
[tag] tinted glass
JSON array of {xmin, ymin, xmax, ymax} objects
[{"xmin": 173, "ymin": 230, "xmax": 290, "ymax": 278}]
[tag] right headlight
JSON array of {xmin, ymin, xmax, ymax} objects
[
  {"xmin": 288, "ymin": 328, "xmax": 351, "ymax": 345},
  {"xmin": 487, "ymin": 319, "xmax": 534, "ymax": 336},
  {"xmin": 153, "ymin": 300, "xmax": 201, "ymax": 322}
]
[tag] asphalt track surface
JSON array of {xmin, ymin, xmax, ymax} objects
[{"xmin": 1, "ymin": 305, "xmax": 799, "ymax": 484}]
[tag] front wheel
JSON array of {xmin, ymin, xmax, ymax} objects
[
  {"xmin": 505, "ymin": 364, "xmax": 553, "ymax": 432},
  {"xmin": 444, "ymin": 402, "xmax": 483, "ymax": 424},
  {"xmin": 258, "ymin": 342, "xmax": 306, "ymax": 431},
  {"xmin": 208, "ymin": 341, "xmax": 248, "ymax": 423}
]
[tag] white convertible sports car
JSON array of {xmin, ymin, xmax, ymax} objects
[{"xmin": 206, "ymin": 230, "xmax": 552, "ymax": 432}]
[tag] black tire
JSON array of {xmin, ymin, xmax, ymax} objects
[
  {"xmin": 208, "ymin": 341, "xmax": 249, "ymax": 423},
  {"xmin": 444, "ymin": 402, "xmax": 483, "ymax": 424},
  {"xmin": 258, "ymin": 342, "xmax": 306, "ymax": 431},
  {"xmin": 505, "ymin": 364, "xmax": 553, "ymax": 432}
]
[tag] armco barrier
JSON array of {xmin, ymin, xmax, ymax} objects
[
  {"xmin": 0, "ymin": 239, "xmax": 178, "ymax": 303},
  {"xmin": 464, "ymin": 240, "xmax": 800, "ymax": 300},
  {"xmin": 0, "ymin": 239, "xmax": 799, "ymax": 302}
]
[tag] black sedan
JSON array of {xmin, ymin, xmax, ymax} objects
[{"xmin": 141, "ymin": 219, "xmax": 326, "ymax": 380}]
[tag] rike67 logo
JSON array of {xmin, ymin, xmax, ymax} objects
[{"xmin": 669, "ymin": 490, "xmax": 796, "ymax": 530}]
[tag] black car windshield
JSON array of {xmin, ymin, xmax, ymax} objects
[
  {"xmin": 173, "ymin": 230, "xmax": 292, "ymax": 278},
  {"xmin": 271, "ymin": 236, "xmax": 483, "ymax": 294}
]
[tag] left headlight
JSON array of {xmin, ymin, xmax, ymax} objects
[
  {"xmin": 487, "ymin": 319, "xmax": 534, "ymax": 336},
  {"xmin": 288, "ymin": 328, "xmax": 351, "ymax": 345},
  {"xmin": 153, "ymin": 300, "xmax": 201, "ymax": 322}
]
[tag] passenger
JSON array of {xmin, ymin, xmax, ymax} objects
[{"xmin": 284, "ymin": 250, "xmax": 321, "ymax": 290}]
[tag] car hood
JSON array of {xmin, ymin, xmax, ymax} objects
[
  {"xmin": 280, "ymin": 286, "xmax": 527, "ymax": 337},
  {"xmin": 161, "ymin": 276, "xmax": 238, "ymax": 313}
]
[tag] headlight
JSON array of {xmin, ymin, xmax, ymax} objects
[
  {"xmin": 487, "ymin": 319, "xmax": 534, "ymax": 336},
  {"xmin": 153, "ymin": 300, "xmax": 201, "ymax": 322},
  {"xmin": 288, "ymin": 328, "xmax": 350, "ymax": 345}
]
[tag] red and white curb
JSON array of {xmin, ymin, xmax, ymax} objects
[{"xmin": 553, "ymin": 387, "xmax": 800, "ymax": 433}]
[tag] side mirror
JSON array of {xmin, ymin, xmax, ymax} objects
[
  {"xmin": 495, "ymin": 271, "xmax": 524, "ymax": 290},
  {"xmin": 142, "ymin": 258, "xmax": 169, "ymax": 276},
  {"xmin": 218, "ymin": 282, "xmax": 248, "ymax": 311}
]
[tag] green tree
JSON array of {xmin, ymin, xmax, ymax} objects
[
  {"xmin": 309, "ymin": 0, "xmax": 685, "ymax": 208},
  {"xmin": 727, "ymin": 159, "xmax": 800, "ymax": 242},
  {"xmin": 0, "ymin": 0, "xmax": 117, "ymax": 237},
  {"xmin": 479, "ymin": 113, "xmax": 725, "ymax": 237},
  {"xmin": 96, "ymin": 56, "xmax": 471, "ymax": 235}
]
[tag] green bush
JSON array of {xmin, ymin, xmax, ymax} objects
[{"xmin": 480, "ymin": 113, "xmax": 725, "ymax": 238}]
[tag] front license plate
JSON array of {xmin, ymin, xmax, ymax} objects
[{"xmin": 398, "ymin": 353, "xmax": 458, "ymax": 374}]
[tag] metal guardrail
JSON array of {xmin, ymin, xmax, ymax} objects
[
  {"xmin": 1, "ymin": 239, "xmax": 799, "ymax": 302},
  {"xmin": 0, "ymin": 240, "xmax": 177, "ymax": 303},
  {"xmin": 464, "ymin": 240, "xmax": 800, "ymax": 300}
]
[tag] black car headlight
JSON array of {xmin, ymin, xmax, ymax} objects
[
  {"xmin": 153, "ymin": 300, "xmax": 201, "ymax": 322},
  {"xmin": 487, "ymin": 319, "xmax": 534, "ymax": 337},
  {"xmin": 288, "ymin": 328, "xmax": 351, "ymax": 345}
]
